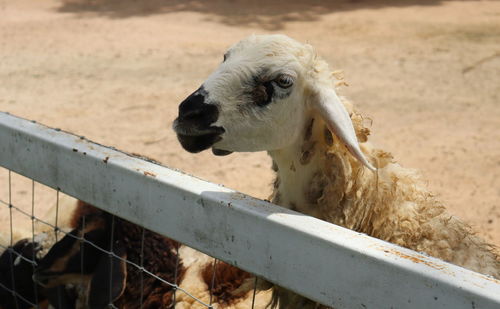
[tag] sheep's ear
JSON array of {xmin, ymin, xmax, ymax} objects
[
  {"xmin": 311, "ymin": 86, "xmax": 376, "ymax": 171},
  {"xmin": 87, "ymin": 240, "xmax": 127, "ymax": 309}
]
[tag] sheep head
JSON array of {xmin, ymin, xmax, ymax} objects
[{"xmin": 174, "ymin": 34, "xmax": 374, "ymax": 170}]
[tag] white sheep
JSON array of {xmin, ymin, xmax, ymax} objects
[{"xmin": 173, "ymin": 34, "xmax": 500, "ymax": 308}]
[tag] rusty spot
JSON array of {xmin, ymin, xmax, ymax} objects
[
  {"xmin": 289, "ymin": 202, "xmax": 298, "ymax": 211},
  {"xmin": 383, "ymin": 248, "xmax": 447, "ymax": 271},
  {"xmin": 144, "ymin": 171, "xmax": 156, "ymax": 177},
  {"xmin": 103, "ymin": 156, "xmax": 109, "ymax": 164},
  {"xmin": 131, "ymin": 152, "xmax": 162, "ymax": 164},
  {"xmin": 469, "ymin": 268, "xmax": 500, "ymax": 284}
]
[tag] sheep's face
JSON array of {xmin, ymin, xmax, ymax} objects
[
  {"xmin": 174, "ymin": 34, "xmax": 376, "ymax": 170},
  {"xmin": 174, "ymin": 35, "xmax": 312, "ymax": 155}
]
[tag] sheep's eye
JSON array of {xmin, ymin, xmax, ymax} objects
[{"xmin": 275, "ymin": 74, "xmax": 294, "ymax": 88}]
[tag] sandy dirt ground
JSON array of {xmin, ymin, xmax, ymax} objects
[{"xmin": 0, "ymin": 0, "xmax": 499, "ymax": 248}]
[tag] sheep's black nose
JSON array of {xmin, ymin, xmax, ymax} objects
[
  {"xmin": 177, "ymin": 87, "xmax": 218, "ymax": 125},
  {"xmin": 174, "ymin": 86, "xmax": 225, "ymax": 153},
  {"xmin": 175, "ymin": 87, "xmax": 221, "ymax": 137}
]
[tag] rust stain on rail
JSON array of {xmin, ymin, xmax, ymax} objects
[
  {"xmin": 381, "ymin": 247, "xmax": 448, "ymax": 271},
  {"xmin": 469, "ymin": 270, "xmax": 500, "ymax": 285}
]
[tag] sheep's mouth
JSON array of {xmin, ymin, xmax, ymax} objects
[
  {"xmin": 176, "ymin": 129, "xmax": 225, "ymax": 154},
  {"xmin": 175, "ymin": 129, "xmax": 233, "ymax": 156},
  {"xmin": 173, "ymin": 117, "xmax": 226, "ymax": 153},
  {"xmin": 177, "ymin": 132, "xmax": 233, "ymax": 156}
]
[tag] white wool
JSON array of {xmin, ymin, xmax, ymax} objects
[{"xmin": 186, "ymin": 34, "xmax": 500, "ymax": 308}]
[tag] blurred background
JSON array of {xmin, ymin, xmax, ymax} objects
[{"xmin": 1, "ymin": 0, "xmax": 499, "ymax": 245}]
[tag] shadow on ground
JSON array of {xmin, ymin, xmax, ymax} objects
[{"xmin": 57, "ymin": 0, "xmax": 444, "ymax": 30}]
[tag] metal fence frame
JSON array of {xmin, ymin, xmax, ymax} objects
[{"xmin": 1, "ymin": 111, "xmax": 499, "ymax": 309}]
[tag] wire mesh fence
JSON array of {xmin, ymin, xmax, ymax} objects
[
  {"xmin": 0, "ymin": 168, "xmax": 268, "ymax": 309},
  {"xmin": 1, "ymin": 112, "xmax": 500, "ymax": 309}
]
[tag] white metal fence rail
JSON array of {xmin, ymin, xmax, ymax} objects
[{"xmin": 0, "ymin": 111, "xmax": 499, "ymax": 309}]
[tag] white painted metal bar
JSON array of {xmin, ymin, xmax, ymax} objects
[{"xmin": 0, "ymin": 111, "xmax": 499, "ymax": 309}]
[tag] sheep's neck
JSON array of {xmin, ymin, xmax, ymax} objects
[{"xmin": 268, "ymin": 116, "xmax": 363, "ymax": 225}]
